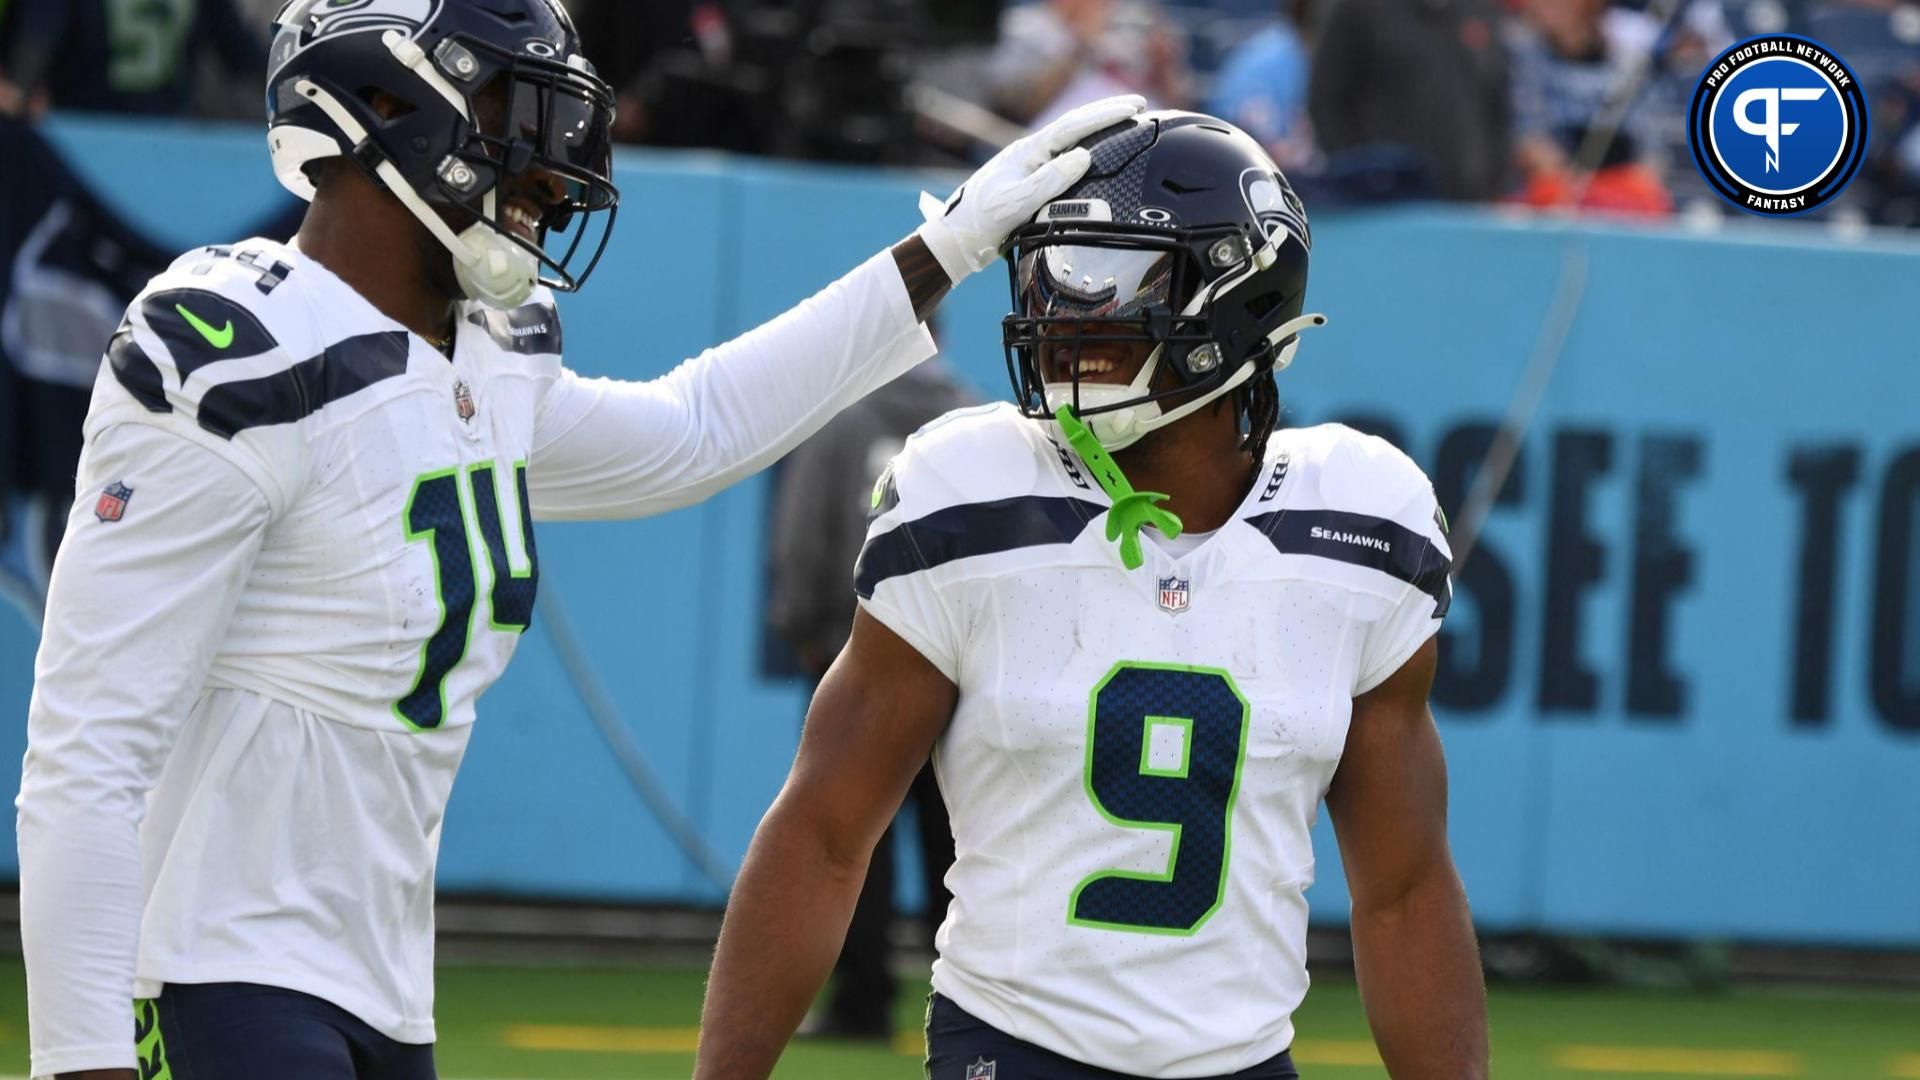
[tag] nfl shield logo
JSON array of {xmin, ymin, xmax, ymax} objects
[
  {"xmin": 1157, "ymin": 576, "xmax": 1190, "ymax": 614},
  {"xmin": 453, "ymin": 380, "xmax": 475, "ymax": 423},
  {"xmin": 94, "ymin": 481, "xmax": 133, "ymax": 523},
  {"xmin": 964, "ymin": 1058, "xmax": 997, "ymax": 1080}
]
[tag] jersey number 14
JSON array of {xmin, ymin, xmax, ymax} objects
[
  {"xmin": 395, "ymin": 462, "xmax": 539, "ymax": 730},
  {"xmin": 1071, "ymin": 662, "xmax": 1251, "ymax": 936}
]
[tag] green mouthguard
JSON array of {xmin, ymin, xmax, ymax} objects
[{"xmin": 1054, "ymin": 405, "xmax": 1183, "ymax": 571}]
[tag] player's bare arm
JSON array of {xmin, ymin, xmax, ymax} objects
[
  {"xmin": 695, "ymin": 608, "xmax": 957, "ymax": 1079},
  {"xmin": 1327, "ymin": 637, "xmax": 1489, "ymax": 1079},
  {"xmin": 890, "ymin": 233, "xmax": 952, "ymax": 322}
]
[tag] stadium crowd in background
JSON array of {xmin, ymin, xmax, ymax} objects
[{"xmin": 0, "ymin": 0, "xmax": 1918, "ymax": 214}]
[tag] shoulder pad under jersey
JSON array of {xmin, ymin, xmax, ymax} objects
[
  {"xmin": 1268, "ymin": 423, "xmax": 1438, "ymax": 529},
  {"xmin": 876, "ymin": 402, "xmax": 1101, "ymax": 519},
  {"xmin": 857, "ymin": 403, "xmax": 1106, "ymax": 598},
  {"xmin": 106, "ymin": 239, "xmax": 410, "ymax": 440},
  {"xmin": 1254, "ymin": 423, "xmax": 1451, "ymax": 614}
]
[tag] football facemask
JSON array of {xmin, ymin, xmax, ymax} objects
[
  {"xmin": 1005, "ymin": 225, "xmax": 1322, "ymax": 452},
  {"xmin": 439, "ymin": 39, "xmax": 619, "ymax": 303}
]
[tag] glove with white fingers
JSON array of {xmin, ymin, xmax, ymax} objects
[{"xmin": 915, "ymin": 95, "xmax": 1148, "ymax": 285}]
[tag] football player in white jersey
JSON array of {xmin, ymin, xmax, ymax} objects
[
  {"xmin": 14, "ymin": 0, "xmax": 1147, "ymax": 1076},
  {"xmin": 697, "ymin": 112, "xmax": 1488, "ymax": 1079}
]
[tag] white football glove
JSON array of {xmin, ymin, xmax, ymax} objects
[{"xmin": 915, "ymin": 94, "xmax": 1148, "ymax": 285}]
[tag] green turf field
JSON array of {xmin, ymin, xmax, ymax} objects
[{"xmin": 3, "ymin": 958, "xmax": 1917, "ymax": 1079}]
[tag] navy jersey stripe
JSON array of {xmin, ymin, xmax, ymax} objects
[
  {"xmin": 1246, "ymin": 509, "xmax": 1452, "ymax": 617},
  {"xmin": 855, "ymin": 495, "xmax": 1104, "ymax": 597},
  {"xmin": 143, "ymin": 288, "xmax": 281, "ymax": 383},
  {"xmin": 107, "ymin": 321, "xmax": 171, "ymax": 414},
  {"xmin": 196, "ymin": 331, "xmax": 410, "ymax": 439}
]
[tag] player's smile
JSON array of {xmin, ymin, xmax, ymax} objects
[
  {"xmin": 1070, "ymin": 345, "xmax": 1142, "ymax": 383},
  {"xmin": 502, "ymin": 198, "xmax": 543, "ymax": 243},
  {"xmin": 1040, "ymin": 323, "xmax": 1154, "ymax": 386},
  {"xmin": 497, "ymin": 166, "xmax": 567, "ymax": 245}
]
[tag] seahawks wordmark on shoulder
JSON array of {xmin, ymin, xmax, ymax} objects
[{"xmin": 1309, "ymin": 526, "xmax": 1393, "ymax": 553}]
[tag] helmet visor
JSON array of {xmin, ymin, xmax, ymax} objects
[{"xmin": 1016, "ymin": 245, "xmax": 1177, "ymax": 321}]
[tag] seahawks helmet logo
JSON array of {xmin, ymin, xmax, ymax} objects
[
  {"xmin": 1240, "ymin": 168, "xmax": 1311, "ymax": 252},
  {"xmin": 272, "ymin": 0, "xmax": 434, "ymax": 71}
]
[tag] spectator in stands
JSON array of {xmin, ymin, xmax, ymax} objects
[
  {"xmin": 1864, "ymin": 59, "xmax": 1920, "ymax": 224},
  {"xmin": 1205, "ymin": 0, "xmax": 1316, "ymax": 171},
  {"xmin": 0, "ymin": 0, "xmax": 264, "ymax": 117},
  {"xmin": 0, "ymin": 1, "xmax": 46, "ymax": 119},
  {"xmin": 0, "ymin": 75, "xmax": 45, "ymax": 121},
  {"xmin": 766, "ymin": 351, "xmax": 974, "ymax": 1040},
  {"xmin": 1505, "ymin": 0, "xmax": 1674, "ymax": 216},
  {"xmin": 986, "ymin": 0, "xmax": 1194, "ymax": 128},
  {"xmin": 1804, "ymin": 0, "xmax": 1920, "ymax": 223},
  {"xmin": 1307, "ymin": 0, "xmax": 1512, "ymax": 201}
]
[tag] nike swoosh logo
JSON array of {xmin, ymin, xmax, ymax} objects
[{"xmin": 175, "ymin": 303, "xmax": 235, "ymax": 349}]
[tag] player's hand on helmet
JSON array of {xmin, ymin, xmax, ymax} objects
[{"xmin": 914, "ymin": 94, "xmax": 1147, "ymax": 285}]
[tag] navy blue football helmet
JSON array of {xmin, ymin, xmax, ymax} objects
[
  {"xmin": 267, "ymin": 0, "xmax": 619, "ymax": 307},
  {"xmin": 1002, "ymin": 111, "xmax": 1323, "ymax": 451}
]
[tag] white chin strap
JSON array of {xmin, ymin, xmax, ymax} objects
[
  {"xmin": 1044, "ymin": 311, "xmax": 1327, "ymax": 452},
  {"xmin": 295, "ymin": 65, "xmax": 540, "ymax": 310}
]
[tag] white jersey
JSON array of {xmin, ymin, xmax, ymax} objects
[
  {"xmin": 17, "ymin": 237, "xmax": 933, "ymax": 1077},
  {"xmin": 855, "ymin": 404, "xmax": 1450, "ymax": 1077}
]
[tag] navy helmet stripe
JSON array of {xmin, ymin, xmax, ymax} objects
[
  {"xmin": 196, "ymin": 331, "xmax": 410, "ymax": 439},
  {"xmin": 1247, "ymin": 509, "xmax": 1451, "ymax": 617},
  {"xmin": 856, "ymin": 495, "xmax": 1103, "ymax": 597},
  {"xmin": 107, "ymin": 322, "xmax": 172, "ymax": 414}
]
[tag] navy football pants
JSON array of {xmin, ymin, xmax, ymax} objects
[
  {"xmin": 925, "ymin": 992, "xmax": 1300, "ymax": 1079},
  {"xmin": 138, "ymin": 983, "xmax": 436, "ymax": 1080}
]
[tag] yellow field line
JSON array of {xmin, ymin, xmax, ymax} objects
[
  {"xmin": 1292, "ymin": 1039, "xmax": 1384, "ymax": 1067},
  {"xmin": 1554, "ymin": 1045, "xmax": 1801, "ymax": 1076},
  {"xmin": 1888, "ymin": 1054, "xmax": 1920, "ymax": 1079},
  {"xmin": 892, "ymin": 1030, "xmax": 924, "ymax": 1056},
  {"xmin": 500, "ymin": 1024, "xmax": 700, "ymax": 1053}
]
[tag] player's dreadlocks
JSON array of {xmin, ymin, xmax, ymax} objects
[{"xmin": 1238, "ymin": 369, "xmax": 1281, "ymax": 465}]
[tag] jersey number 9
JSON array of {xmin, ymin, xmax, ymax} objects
[{"xmin": 1070, "ymin": 662, "xmax": 1251, "ymax": 936}]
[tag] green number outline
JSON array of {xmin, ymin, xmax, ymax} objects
[
  {"xmin": 467, "ymin": 459, "xmax": 536, "ymax": 632},
  {"xmin": 393, "ymin": 468, "xmax": 480, "ymax": 733},
  {"xmin": 1067, "ymin": 660, "xmax": 1251, "ymax": 937}
]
